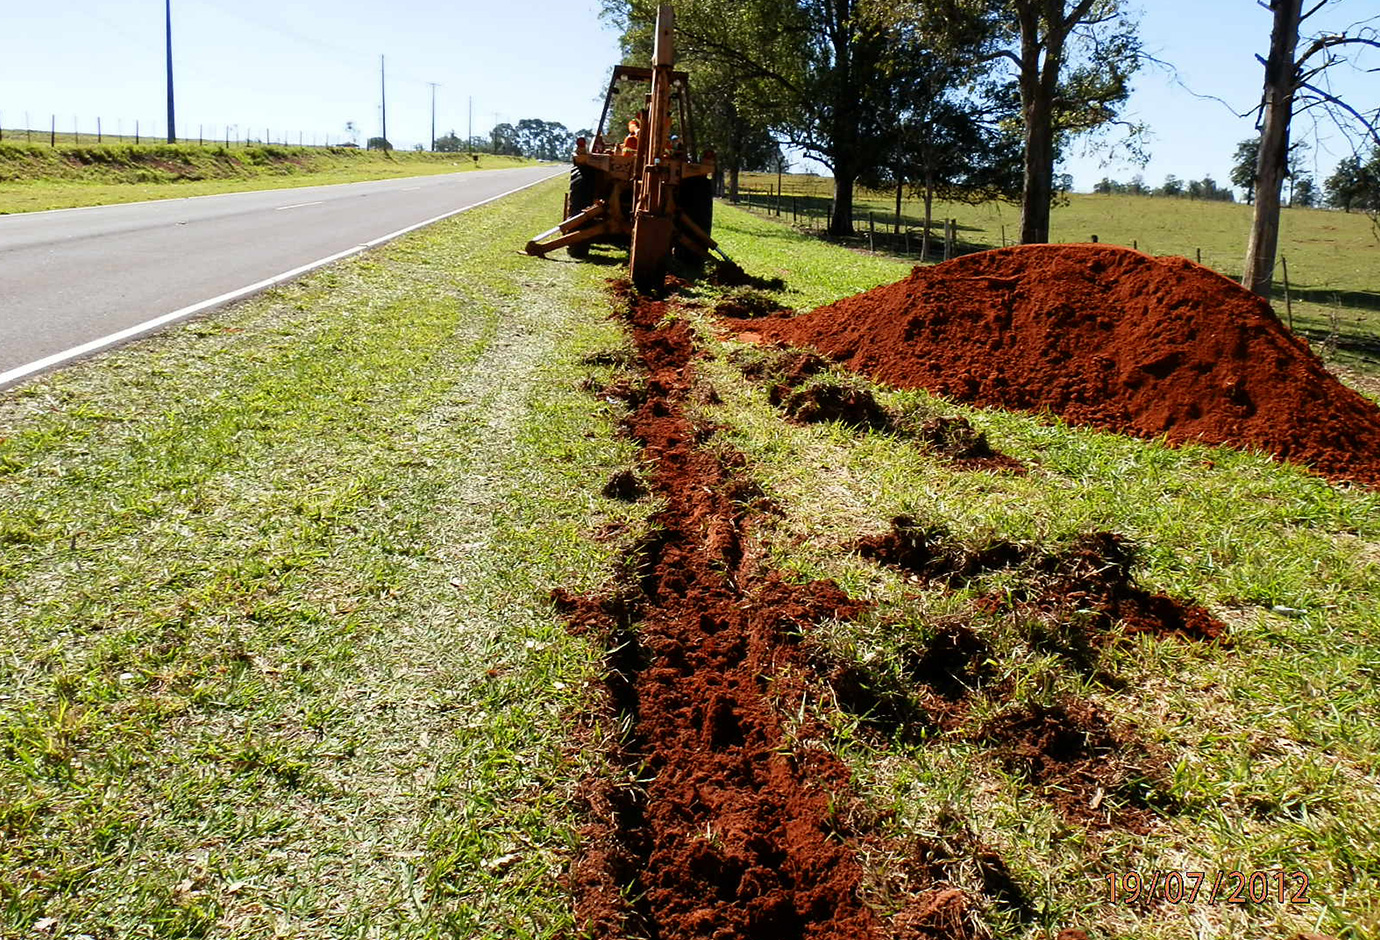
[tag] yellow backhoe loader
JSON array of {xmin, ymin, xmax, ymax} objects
[{"xmin": 525, "ymin": 4, "xmax": 721, "ymax": 291}]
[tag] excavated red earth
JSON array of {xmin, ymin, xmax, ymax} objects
[
  {"xmin": 560, "ymin": 284, "xmax": 918, "ymax": 939},
  {"xmin": 722, "ymin": 244, "xmax": 1380, "ymax": 487}
]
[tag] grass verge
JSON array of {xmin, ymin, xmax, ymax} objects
[
  {"xmin": 0, "ymin": 180, "xmax": 646, "ymax": 937},
  {"xmin": 3, "ymin": 180, "xmax": 1377, "ymax": 939},
  {"xmin": 0, "ymin": 143, "xmax": 536, "ymax": 214}
]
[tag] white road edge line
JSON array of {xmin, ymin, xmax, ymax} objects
[
  {"xmin": 275, "ymin": 201, "xmax": 324, "ymax": 210},
  {"xmin": 4, "ymin": 164, "xmax": 559, "ymax": 218},
  {"xmin": 0, "ymin": 170, "xmax": 565, "ymax": 389}
]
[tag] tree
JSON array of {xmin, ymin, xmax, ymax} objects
[
  {"xmin": 864, "ymin": 45, "xmax": 1022, "ymax": 250},
  {"xmin": 1242, "ymin": 0, "xmax": 1380, "ymax": 296},
  {"xmin": 1231, "ymin": 137, "xmax": 1307, "ymax": 203},
  {"xmin": 1325, "ymin": 150, "xmax": 1379, "ymax": 212},
  {"xmin": 981, "ymin": 0, "xmax": 1143, "ymax": 243},
  {"xmin": 513, "ymin": 119, "xmax": 575, "ymax": 161},
  {"xmin": 1292, "ymin": 176, "xmax": 1318, "ymax": 207},
  {"xmin": 490, "ymin": 122, "xmax": 522, "ymax": 157},
  {"xmin": 603, "ymin": 0, "xmax": 943, "ymax": 236},
  {"xmin": 604, "ymin": 11, "xmax": 782, "ymax": 201},
  {"xmin": 366, "ymin": 136, "xmax": 392, "ymax": 152},
  {"xmin": 1159, "ymin": 174, "xmax": 1183, "ymax": 197},
  {"xmin": 434, "ymin": 130, "xmax": 465, "ymax": 153}
]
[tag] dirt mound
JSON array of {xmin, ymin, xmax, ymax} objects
[{"xmin": 721, "ymin": 244, "xmax": 1380, "ymax": 487}]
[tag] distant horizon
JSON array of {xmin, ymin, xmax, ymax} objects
[{"xmin": 4, "ymin": 0, "xmax": 1375, "ymax": 201}]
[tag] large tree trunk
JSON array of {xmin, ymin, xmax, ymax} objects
[
  {"xmin": 1243, "ymin": 0, "xmax": 1302, "ymax": 297},
  {"xmin": 729, "ymin": 163, "xmax": 741, "ymax": 203},
  {"xmin": 828, "ymin": 173, "xmax": 856, "ymax": 237},
  {"xmin": 895, "ymin": 178, "xmax": 903, "ymax": 234},
  {"xmin": 1020, "ymin": 99, "xmax": 1056, "ymax": 243}
]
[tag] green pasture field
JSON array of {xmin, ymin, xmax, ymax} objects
[
  {"xmin": 0, "ymin": 185, "xmax": 1376, "ymax": 939},
  {"xmin": 738, "ymin": 171, "xmax": 1380, "ymax": 378},
  {"xmin": 0, "ymin": 141, "xmax": 536, "ymax": 214}
]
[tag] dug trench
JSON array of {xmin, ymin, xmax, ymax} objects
[
  {"xmin": 557, "ymin": 283, "xmax": 888, "ymax": 939},
  {"xmin": 556, "ymin": 280, "xmax": 1227, "ymax": 937}
]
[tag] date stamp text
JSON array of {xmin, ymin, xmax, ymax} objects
[{"xmin": 1103, "ymin": 870, "xmax": 1312, "ymax": 905}]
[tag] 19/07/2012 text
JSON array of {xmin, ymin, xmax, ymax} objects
[{"xmin": 1103, "ymin": 870, "xmax": 1312, "ymax": 905}]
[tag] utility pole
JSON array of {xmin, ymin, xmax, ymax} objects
[
  {"xmin": 380, "ymin": 55, "xmax": 387, "ymax": 146},
  {"xmin": 427, "ymin": 82, "xmax": 440, "ymax": 151},
  {"xmin": 165, "ymin": 0, "xmax": 176, "ymax": 142},
  {"xmin": 468, "ymin": 96, "xmax": 473, "ymax": 156}
]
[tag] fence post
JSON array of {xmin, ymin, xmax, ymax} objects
[
  {"xmin": 51, "ymin": 114, "xmax": 56, "ymax": 147},
  {"xmin": 1282, "ymin": 254, "xmax": 1293, "ymax": 331},
  {"xmin": 1196, "ymin": 248, "xmax": 1202, "ymax": 264}
]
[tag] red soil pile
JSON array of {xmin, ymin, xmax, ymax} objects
[{"xmin": 724, "ymin": 245, "xmax": 1380, "ymax": 487}]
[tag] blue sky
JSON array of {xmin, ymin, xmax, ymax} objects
[{"xmin": 3, "ymin": 1, "xmax": 1376, "ymax": 194}]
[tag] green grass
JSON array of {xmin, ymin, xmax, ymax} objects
[
  {"xmin": 0, "ymin": 142, "xmax": 536, "ymax": 214},
  {"xmin": 694, "ymin": 201, "xmax": 1380, "ymax": 939},
  {"xmin": 0, "ymin": 181, "xmax": 645, "ymax": 936},
  {"xmin": 738, "ymin": 172, "xmax": 1380, "ymax": 375},
  {"xmin": 2, "ymin": 180, "xmax": 1378, "ymax": 939}
]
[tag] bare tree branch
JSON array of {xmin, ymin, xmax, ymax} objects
[
  {"xmin": 1296, "ymin": 78, "xmax": 1380, "ymax": 146},
  {"xmin": 1296, "ymin": 33, "xmax": 1380, "ymax": 67}
]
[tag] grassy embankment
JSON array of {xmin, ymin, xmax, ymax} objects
[
  {"xmin": 739, "ymin": 171, "xmax": 1380, "ymax": 379},
  {"xmin": 1, "ymin": 187, "xmax": 1377, "ymax": 938},
  {"xmin": 0, "ymin": 142, "xmax": 536, "ymax": 214}
]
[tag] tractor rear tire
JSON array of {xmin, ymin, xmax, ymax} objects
[
  {"xmin": 674, "ymin": 175, "xmax": 714, "ymax": 265},
  {"xmin": 566, "ymin": 165, "xmax": 596, "ymax": 259}
]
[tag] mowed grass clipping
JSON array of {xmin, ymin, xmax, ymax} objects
[
  {"xmin": 696, "ymin": 202, "xmax": 1380, "ymax": 940},
  {"xmin": 0, "ymin": 181, "xmax": 648, "ymax": 937},
  {"xmin": 0, "ymin": 142, "xmax": 536, "ymax": 214},
  {"xmin": 738, "ymin": 171, "xmax": 1380, "ymax": 377}
]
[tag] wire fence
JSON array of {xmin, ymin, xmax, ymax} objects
[
  {"xmin": 728, "ymin": 183, "xmax": 1375, "ymax": 357},
  {"xmin": 0, "ymin": 113, "xmax": 357, "ymax": 149}
]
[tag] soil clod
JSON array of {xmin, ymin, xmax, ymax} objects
[
  {"xmin": 602, "ymin": 468, "xmax": 648, "ymax": 502},
  {"xmin": 979, "ymin": 699, "xmax": 1169, "ymax": 832}
]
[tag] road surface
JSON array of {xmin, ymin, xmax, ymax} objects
[{"xmin": 0, "ymin": 165, "xmax": 563, "ymax": 388}]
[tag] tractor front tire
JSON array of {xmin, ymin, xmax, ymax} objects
[{"xmin": 566, "ymin": 165, "xmax": 596, "ymax": 259}]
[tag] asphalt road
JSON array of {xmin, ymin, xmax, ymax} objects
[{"xmin": 0, "ymin": 165, "xmax": 563, "ymax": 388}]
